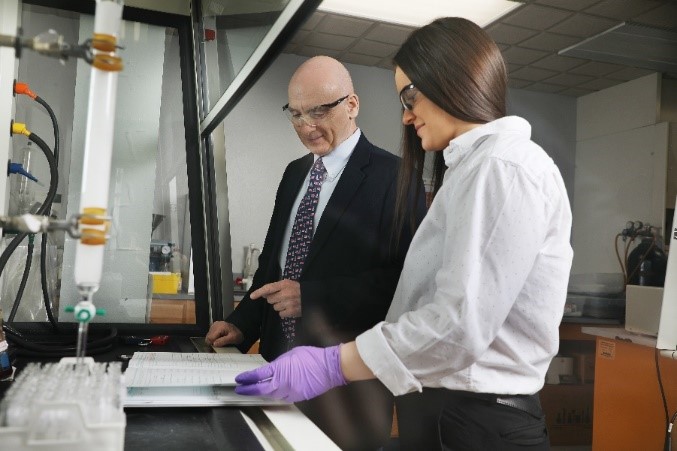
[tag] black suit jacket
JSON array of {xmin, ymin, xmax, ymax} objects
[
  {"xmin": 227, "ymin": 133, "xmax": 426, "ymax": 450},
  {"xmin": 227, "ymin": 133, "xmax": 426, "ymax": 360}
]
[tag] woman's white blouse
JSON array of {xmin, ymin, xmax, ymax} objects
[{"xmin": 356, "ymin": 116, "xmax": 573, "ymax": 396}]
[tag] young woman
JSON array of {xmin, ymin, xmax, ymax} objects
[{"xmin": 235, "ymin": 17, "xmax": 573, "ymax": 450}]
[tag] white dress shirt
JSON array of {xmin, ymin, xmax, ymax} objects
[
  {"xmin": 278, "ymin": 129, "xmax": 361, "ymax": 272},
  {"xmin": 356, "ymin": 116, "xmax": 573, "ymax": 396}
]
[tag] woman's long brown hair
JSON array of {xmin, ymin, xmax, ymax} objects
[{"xmin": 392, "ymin": 17, "xmax": 508, "ymax": 239}]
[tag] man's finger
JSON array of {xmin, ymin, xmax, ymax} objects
[
  {"xmin": 213, "ymin": 335, "xmax": 235, "ymax": 347},
  {"xmin": 250, "ymin": 281, "xmax": 282, "ymax": 299}
]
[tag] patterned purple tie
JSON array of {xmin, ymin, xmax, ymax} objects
[{"xmin": 281, "ymin": 157, "xmax": 327, "ymax": 346}]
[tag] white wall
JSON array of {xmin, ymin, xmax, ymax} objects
[
  {"xmin": 661, "ymin": 80, "xmax": 677, "ymax": 210},
  {"xmin": 224, "ymin": 53, "xmax": 578, "ymax": 276},
  {"xmin": 507, "ymin": 89, "xmax": 577, "ymax": 204},
  {"xmin": 0, "ymin": 0, "xmax": 20, "ymax": 218},
  {"xmin": 12, "ymin": 6, "xmax": 79, "ymax": 219},
  {"xmin": 571, "ymin": 73, "xmax": 667, "ymax": 275},
  {"xmin": 0, "ymin": 6, "xmax": 79, "ymax": 321}
]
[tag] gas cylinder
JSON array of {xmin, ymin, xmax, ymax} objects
[{"xmin": 627, "ymin": 237, "xmax": 667, "ymax": 286}]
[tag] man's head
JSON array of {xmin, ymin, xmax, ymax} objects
[{"xmin": 285, "ymin": 56, "xmax": 359, "ymax": 156}]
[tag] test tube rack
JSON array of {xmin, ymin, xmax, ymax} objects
[{"xmin": 0, "ymin": 357, "xmax": 125, "ymax": 451}]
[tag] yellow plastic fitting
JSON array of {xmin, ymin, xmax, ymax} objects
[
  {"xmin": 92, "ymin": 54, "xmax": 123, "ymax": 72},
  {"xmin": 80, "ymin": 207, "xmax": 107, "ymax": 225},
  {"xmin": 80, "ymin": 228, "xmax": 106, "ymax": 246},
  {"xmin": 92, "ymin": 33, "xmax": 117, "ymax": 52},
  {"xmin": 11, "ymin": 122, "xmax": 30, "ymax": 137}
]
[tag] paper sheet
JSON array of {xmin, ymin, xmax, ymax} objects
[
  {"xmin": 123, "ymin": 352, "xmax": 284, "ymax": 407},
  {"xmin": 124, "ymin": 352, "xmax": 267, "ymax": 388},
  {"xmin": 124, "ymin": 385, "xmax": 284, "ymax": 407}
]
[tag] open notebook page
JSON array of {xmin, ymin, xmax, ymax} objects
[{"xmin": 125, "ymin": 352, "xmax": 267, "ymax": 388}]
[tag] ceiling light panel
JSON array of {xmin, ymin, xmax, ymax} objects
[{"xmin": 317, "ymin": 0, "xmax": 522, "ymax": 28}]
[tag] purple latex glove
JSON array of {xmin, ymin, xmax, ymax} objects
[{"xmin": 234, "ymin": 345, "xmax": 347, "ymax": 402}]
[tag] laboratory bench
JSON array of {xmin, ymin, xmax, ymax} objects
[{"xmin": 0, "ymin": 335, "xmax": 338, "ymax": 451}]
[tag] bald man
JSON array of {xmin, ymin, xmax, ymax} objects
[{"xmin": 206, "ymin": 56, "xmax": 426, "ymax": 450}]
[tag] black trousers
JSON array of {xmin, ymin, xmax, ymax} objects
[{"xmin": 395, "ymin": 388, "xmax": 549, "ymax": 451}]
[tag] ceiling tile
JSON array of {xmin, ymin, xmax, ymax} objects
[
  {"xmin": 585, "ymin": 0, "xmax": 664, "ymax": 20},
  {"xmin": 502, "ymin": 47, "xmax": 549, "ymax": 65},
  {"xmin": 549, "ymin": 14, "xmax": 620, "ymax": 37},
  {"xmin": 487, "ymin": 23, "xmax": 539, "ymax": 45},
  {"xmin": 527, "ymin": 82, "xmax": 568, "ymax": 93},
  {"xmin": 350, "ymin": 40, "xmax": 399, "ymax": 58},
  {"xmin": 507, "ymin": 63, "xmax": 525, "ymax": 74},
  {"xmin": 546, "ymin": 72, "xmax": 595, "ymax": 86},
  {"xmin": 511, "ymin": 66, "xmax": 559, "ymax": 81},
  {"xmin": 559, "ymin": 87, "xmax": 597, "ymax": 97},
  {"xmin": 290, "ymin": 30, "xmax": 309, "ymax": 44},
  {"xmin": 519, "ymin": 32, "xmax": 581, "ymax": 52},
  {"xmin": 569, "ymin": 61, "xmax": 625, "ymax": 76},
  {"xmin": 503, "ymin": 4, "xmax": 572, "ymax": 30},
  {"xmin": 364, "ymin": 23, "xmax": 413, "ymax": 46},
  {"xmin": 300, "ymin": 12, "xmax": 325, "ymax": 31},
  {"xmin": 340, "ymin": 53, "xmax": 381, "ymax": 66},
  {"xmin": 533, "ymin": 54, "xmax": 586, "ymax": 71},
  {"xmin": 605, "ymin": 66, "xmax": 656, "ymax": 81},
  {"xmin": 289, "ymin": 1, "xmax": 669, "ymax": 100},
  {"xmin": 577, "ymin": 78, "xmax": 623, "ymax": 91},
  {"xmin": 535, "ymin": 0, "xmax": 601, "ymax": 11},
  {"xmin": 634, "ymin": 3, "xmax": 677, "ymax": 30},
  {"xmin": 304, "ymin": 32, "xmax": 355, "ymax": 51},
  {"xmin": 508, "ymin": 78, "xmax": 533, "ymax": 89},
  {"xmin": 294, "ymin": 45, "xmax": 340, "ymax": 58},
  {"xmin": 316, "ymin": 15, "xmax": 373, "ymax": 37}
]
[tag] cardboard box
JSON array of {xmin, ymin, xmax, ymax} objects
[
  {"xmin": 625, "ymin": 285, "xmax": 664, "ymax": 336},
  {"xmin": 540, "ymin": 384, "xmax": 593, "ymax": 446}
]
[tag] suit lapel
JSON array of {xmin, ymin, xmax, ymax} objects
[{"xmin": 303, "ymin": 136, "xmax": 371, "ymax": 271}]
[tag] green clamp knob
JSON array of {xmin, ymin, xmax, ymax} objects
[
  {"xmin": 64, "ymin": 302, "xmax": 106, "ymax": 323},
  {"xmin": 66, "ymin": 302, "xmax": 98, "ymax": 323},
  {"xmin": 76, "ymin": 309, "xmax": 92, "ymax": 322}
]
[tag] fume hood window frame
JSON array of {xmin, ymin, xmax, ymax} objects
[
  {"xmin": 193, "ymin": 0, "xmax": 322, "ymax": 323},
  {"xmin": 13, "ymin": 0, "xmax": 210, "ymax": 336}
]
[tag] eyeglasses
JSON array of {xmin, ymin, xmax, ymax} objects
[
  {"xmin": 399, "ymin": 84, "xmax": 419, "ymax": 111},
  {"xmin": 282, "ymin": 95, "xmax": 350, "ymax": 127}
]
